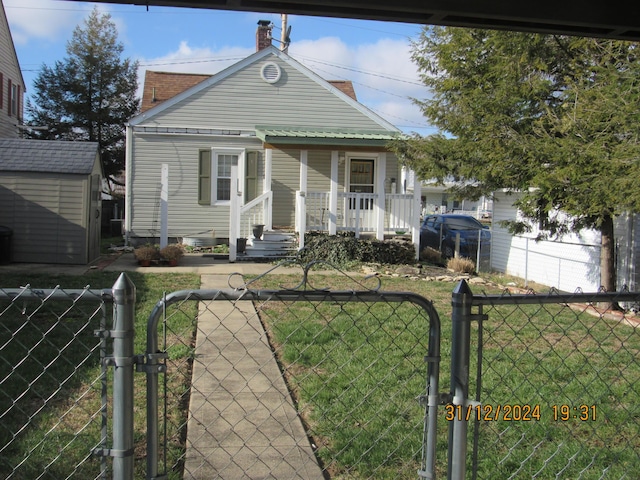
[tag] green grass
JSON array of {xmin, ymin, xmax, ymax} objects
[{"xmin": 0, "ymin": 270, "xmax": 200, "ymax": 479}]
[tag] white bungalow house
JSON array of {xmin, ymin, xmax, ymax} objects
[{"xmin": 124, "ymin": 22, "xmax": 420, "ymax": 260}]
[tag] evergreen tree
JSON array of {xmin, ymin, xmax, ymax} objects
[
  {"xmin": 26, "ymin": 7, "xmax": 139, "ymax": 191},
  {"xmin": 392, "ymin": 28, "xmax": 640, "ymax": 291}
]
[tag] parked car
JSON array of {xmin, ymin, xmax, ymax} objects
[{"xmin": 420, "ymin": 214, "xmax": 491, "ymax": 259}]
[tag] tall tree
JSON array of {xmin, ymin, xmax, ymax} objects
[
  {"xmin": 26, "ymin": 7, "xmax": 139, "ymax": 191},
  {"xmin": 392, "ymin": 28, "xmax": 640, "ymax": 291}
]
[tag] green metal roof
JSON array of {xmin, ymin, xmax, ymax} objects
[{"xmin": 255, "ymin": 125, "xmax": 403, "ymax": 147}]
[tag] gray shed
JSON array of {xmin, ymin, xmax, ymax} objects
[{"xmin": 0, "ymin": 139, "xmax": 102, "ymax": 264}]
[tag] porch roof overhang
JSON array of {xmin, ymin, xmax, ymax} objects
[{"xmin": 255, "ymin": 125, "xmax": 404, "ymax": 148}]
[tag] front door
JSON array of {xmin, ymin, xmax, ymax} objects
[
  {"xmin": 347, "ymin": 159, "xmax": 375, "ymax": 231},
  {"xmin": 349, "ymin": 159, "xmax": 374, "ymax": 202}
]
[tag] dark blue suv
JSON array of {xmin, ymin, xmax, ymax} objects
[{"xmin": 420, "ymin": 214, "xmax": 491, "ymax": 260}]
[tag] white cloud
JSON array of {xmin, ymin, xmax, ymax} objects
[
  {"xmin": 139, "ymin": 42, "xmax": 253, "ymax": 74},
  {"xmin": 4, "ymin": 0, "xmax": 92, "ymax": 44},
  {"xmin": 289, "ymin": 36, "xmax": 431, "ymax": 134}
]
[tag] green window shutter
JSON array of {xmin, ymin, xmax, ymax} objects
[
  {"xmin": 198, "ymin": 150, "xmax": 211, "ymax": 205},
  {"xmin": 245, "ymin": 150, "xmax": 259, "ymax": 202}
]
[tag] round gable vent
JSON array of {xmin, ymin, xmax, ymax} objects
[{"xmin": 260, "ymin": 62, "xmax": 282, "ymax": 84}]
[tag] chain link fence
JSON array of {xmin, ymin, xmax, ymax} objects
[
  {"xmin": 448, "ymin": 284, "xmax": 640, "ymax": 479},
  {"xmin": 2, "ymin": 269, "xmax": 639, "ymax": 480},
  {"xmin": 0, "ymin": 284, "xmax": 111, "ymax": 479}
]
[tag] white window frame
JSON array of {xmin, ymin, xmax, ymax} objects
[
  {"xmin": 10, "ymin": 83, "xmax": 18, "ymax": 117},
  {"xmin": 211, "ymin": 148, "xmax": 245, "ymax": 206}
]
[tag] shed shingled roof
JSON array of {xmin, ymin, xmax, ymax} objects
[{"xmin": 0, "ymin": 139, "xmax": 100, "ymax": 175}]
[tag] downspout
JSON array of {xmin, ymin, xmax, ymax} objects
[{"xmin": 264, "ymin": 148, "xmax": 273, "ymax": 230}]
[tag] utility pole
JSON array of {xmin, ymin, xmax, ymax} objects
[{"xmin": 280, "ymin": 14, "xmax": 291, "ymax": 53}]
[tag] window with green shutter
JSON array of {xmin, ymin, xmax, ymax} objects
[{"xmin": 198, "ymin": 149, "xmax": 211, "ymax": 205}]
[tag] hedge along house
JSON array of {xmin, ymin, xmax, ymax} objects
[
  {"xmin": 0, "ymin": 139, "xmax": 103, "ymax": 264},
  {"xmin": 125, "ymin": 21, "xmax": 421, "ymax": 260}
]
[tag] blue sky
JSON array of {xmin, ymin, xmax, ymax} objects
[{"xmin": 5, "ymin": 0, "xmax": 435, "ymax": 135}]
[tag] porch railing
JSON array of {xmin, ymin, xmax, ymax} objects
[
  {"xmin": 304, "ymin": 191, "xmax": 415, "ymax": 235},
  {"xmin": 229, "ymin": 170, "xmax": 273, "ymax": 260},
  {"xmin": 239, "ymin": 191, "xmax": 273, "ymax": 239}
]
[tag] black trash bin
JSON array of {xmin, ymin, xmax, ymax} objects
[{"xmin": 0, "ymin": 226, "xmax": 12, "ymax": 265}]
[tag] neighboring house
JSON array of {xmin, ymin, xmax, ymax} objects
[
  {"xmin": 491, "ymin": 190, "xmax": 639, "ymax": 292},
  {"xmin": 125, "ymin": 22, "xmax": 421, "ymax": 259},
  {"xmin": 0, "ymin": 0, "xmax": 103, "ymax": 265},
  {"xmin": 0, "ymin": 0, "xmax": 25, "ymax": 138},
  {"xmin": 420, "ymin": 178, "xmax": 492, "ymax": 218},
  {"xmin": 0, "ymin": 139, "xmax": 103, "ymax": 264}
]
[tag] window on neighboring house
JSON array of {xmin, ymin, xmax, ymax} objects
[
  {"xmin": 9, "ymin": 81, "xmax": 19, "ymax": 117},
  {"xmin": 197, "ymin": 148, "xmax": 242, "ymax": 205}
]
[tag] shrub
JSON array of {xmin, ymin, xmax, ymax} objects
[
  {"xmin": 160, "ymin": 244, "xmax": 185, "ymax": 261},
  {"xmin": 420, "ymin": 247, "xmax": 443, "ymax": 265},
  {"xmin": 447, "ymin": 256, "xmax": 476, "ymax": 274},
  {"xmin": 134, "ymin": 244, "xmax": 159, "ymax": 262},
  {"xmin": 298, "ymin": 232, "xmax": 416, "ymax": 268}
]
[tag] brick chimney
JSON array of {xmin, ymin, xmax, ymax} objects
[{"xmin": 256, "ymin": 20, "xmax": 273, "ymax": 51}]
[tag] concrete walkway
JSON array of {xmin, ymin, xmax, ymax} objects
[{"xmin": 183, "ymin": 273, "xmax": 324, "ymax": 479}]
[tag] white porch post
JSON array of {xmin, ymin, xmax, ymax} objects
[
  {"xmin": 124, "ymin": 125, "xmax": 133, "ymax": 245},
  {"xmin": 229, "ymin": 164, "xmax": 240, "ymax": 262},
  {"xmin": 412, "ymin": 179, "xmax": 422, "ymax": 260},
  {"xmin": 264, "ymin": 148, "xmax": 273, "ymax": 230},
  {"xmin": 375, "ymin": 153, "xmax": 386, "ymax": 240},
  {"xmin": 298, "ymin": 150, "xmax": 308, "ymax": 248},
  {"xmin": 329, "ymin": 151, "xmax": 338, "ymax": 235},
  {"xmin": 160, "ymin": 164, "xmax": 168, "ymax": 249}
]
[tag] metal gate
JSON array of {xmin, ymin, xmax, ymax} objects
[{"xmin": 142, "ymin": 264, "xmax": 443, "ymax": 479}]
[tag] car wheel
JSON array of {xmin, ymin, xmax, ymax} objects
[{"xmin": 443, "ymin": 245, "xmax": 454, "ymax": 258}]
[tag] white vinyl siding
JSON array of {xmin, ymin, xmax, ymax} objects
[
  {"xmin": 306, "ymin": 151, "xmax": 332, "ymax": 192},
  {"xmin": 129, "ymin": 134, "xmax": 262, "ymax": 241},
  {"xmin": 142, "ymin": 55, "xmax": 387, "ymax": 131},
  {"xmin": 271, "ymin": 149, "xmax": 301, "ymax": 227},
  {"xmin": 0, "ymin": 4, "xmax": 24, "ymax": 138}
]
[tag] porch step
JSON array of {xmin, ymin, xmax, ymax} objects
[{"xmin": 238, "ymin": 231, "xmax": 298, "ymax": 260}]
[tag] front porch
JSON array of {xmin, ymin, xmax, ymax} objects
[
  {"xmin": 230, "ymin": 188, "xmax": 421, "ymax": 261},
  {"xmin": 227, "ymin": 127, "xmax": 421, "ymax": 261}
]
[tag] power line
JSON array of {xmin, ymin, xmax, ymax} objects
[{"xmin": 296, "ymin": 55, "xmax": 424, "ymax": 87}]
